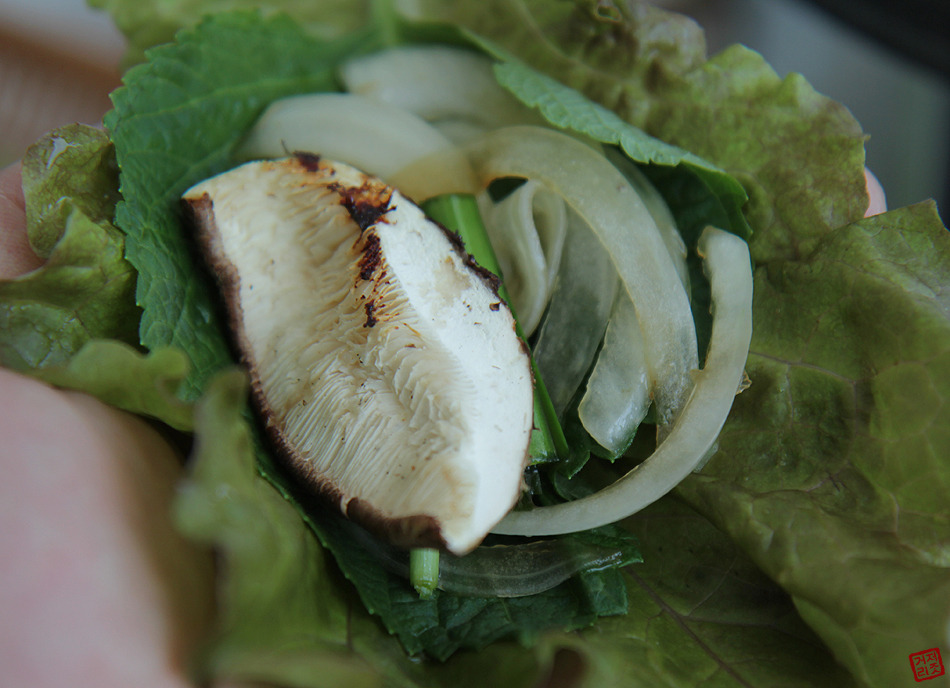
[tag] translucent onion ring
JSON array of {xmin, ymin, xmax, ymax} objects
[
  {"xmin": 466, "ymin": 125, "xmax": 699, "ymax": 428},
  {"xmin": 236, "ymin": 92, "xmax": 476, "ymax": 201},
  {"xmin": 492, "ymin": 226, "xmax": 753, "ymax": 536}
]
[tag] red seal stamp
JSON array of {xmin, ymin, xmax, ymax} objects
[{"xmin": 910, "ymin": 648, "xmax": 945, "ymax": 682}]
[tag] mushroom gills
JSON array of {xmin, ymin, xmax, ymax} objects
[{"xmin": 181, "ymin": 155, "xmax": 534, "ymax": 555}]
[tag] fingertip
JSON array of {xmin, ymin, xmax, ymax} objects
[
  {"xmin": 864, "ymin": 167, "xmax": 887, "ymax": 217},
  {"xmin": 0, "ymin": 162, "xmax": 43, "ymax": 279}
]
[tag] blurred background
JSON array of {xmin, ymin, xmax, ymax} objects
[
  {"xmin": 669, "ymin": 0, "xmax": 950, "ymax": 215},
  {"xmin": 0, "ymin": 0, "xmax": 123, "ymax": 164},
  {"xmin": 1, "ymin": 0, "xmax": 947, "ymax": 212}
]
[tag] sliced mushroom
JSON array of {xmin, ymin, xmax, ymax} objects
[{"xmin": 181, "ymin": 155, "xmax": 534, "ymax": 555}]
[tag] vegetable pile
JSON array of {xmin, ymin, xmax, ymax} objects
[{"xmin": 1, "ymin": 1, "xmax": 948, "ymax": 687}]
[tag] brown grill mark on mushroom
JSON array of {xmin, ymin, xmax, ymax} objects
[
  {"xmin": 328, "ymin": 180, "xmax": 393, "ymax": 232},
  {"xmin": 364, "ymin": 300, "xmax": 378, "ymax": 328},
  {"xmin": 293, "ymin": 151, "xmax": 322, "ymax": 172},
  {"xmin": 430, "ymin": 217, "xmax": 503, "ymax": 297},
  {"xmin": 358, "ymin": 231, "xmax": 383, "ymax": 281}
]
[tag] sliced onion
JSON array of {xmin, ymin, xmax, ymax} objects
[
  {"xmin": 236, "ymin": 92, "xmax": 475, "ymax": 200},
  {"xmin": 339, "ymin": 45, "xmax": 540, "ymax": 143},
  {"xmin": 532, "ymin": 212, "xmax": 618, "ymax": 416},
  {"xmin": 577, "ymin": 291, "xmax": 651, "ymax": 456},
  {"xmin": 437, "ymin": 539, "xmax": 626, "ymax": 597},
  {"xmin": 492, "ymin": 227, "xmax": 753, "ymax": 536},
  {"xmin": 607, "ymin": 149, "xmax": 690, "ymax": 291},
  {"xmin": 433, "ymin": 119, "xmax": 492, "ymax": 146},
  {"xmin": 466, "ymin": 126, "xmax": 698, "ymax": 427},
  {"xmin": 340, "ymin": 510, "xmax": 627, "ymax": 597},
  {"xmin": 480, "ymin": 180, "xmax": 567, "ymax": 336},
  {"xmin": 577, "ymin": 160, "xmax": 686, "ymax": 454}
]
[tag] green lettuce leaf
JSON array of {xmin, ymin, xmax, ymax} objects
[
  {"xmin": 0, "ymin": 125, "xmax": 138, "ymax": 370},
  {"xmin": 31, "ymin": 340, "xmax": 194, "ymax": 431},
  {"xmin": 559, "ymin": 495, "xmax": 859, "ymax": 688},
  {"xmin": 677, "ymin": 201, "xmax": 950, "ymax": 686},
  {"xmin": 20, "ymin": 124, "xmax": 123, "ymax": 258},
  {"xmin": 87, "ymin": 0, "xmax": 373, "ymax": 65},
  {"xmin": 180, "ymin": 369, "xmax": 854, "ymax": 687}
]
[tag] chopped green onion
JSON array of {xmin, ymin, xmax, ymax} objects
[{"xmin": 409, "ymin": 548, "xmax": 440, "ymax": 599}]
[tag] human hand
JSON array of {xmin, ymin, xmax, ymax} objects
[
  {"xmin": 0, "ymin": 162, "xmax": 219, "ymax": 687},
  {"xmin": 0, "ymin": 163, "xmax": 42, "ymax": 279}
]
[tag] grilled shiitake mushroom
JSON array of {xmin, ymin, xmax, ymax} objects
[{"xmin": 182, "ymin": 154, "xmax": 534, "ymax": 555}]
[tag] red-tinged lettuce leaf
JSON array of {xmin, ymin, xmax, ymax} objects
[
  {"xmin": 677, "ymin": 202, "xmax": 950, "ymax": 687},
  {"xmin": 178, "ymin": 369, "xmax": 854, "ymax": 687},
  {"xmin": 0, "ymin": 125, "xmax": 138, "ymax": 370},
  {"xmin": 399, "ymin": 0, "xmax": 869, "ymax": 264}
]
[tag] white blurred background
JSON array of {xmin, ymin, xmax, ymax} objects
[
  {"xmin": 1, "ymin": 0, "xmax": 947, "ymax": 211},
  {"xmin": 0, "ymin": 0, "xmax": 123, "ymax": 165}
]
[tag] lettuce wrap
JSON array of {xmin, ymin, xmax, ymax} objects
[{"xmin": 1, "ymin": 1, "xmax": 948, "ymax": 686}]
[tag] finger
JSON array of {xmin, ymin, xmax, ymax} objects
[
  {"xmin": 0, "ymin": 368, "xmax": 216, "ymax": 688},
  {"xmin": 864, "ymin": 167, "xmax": 887, "ymax": 217},
  {"xmin": 0, "ymin": 162, "xmax": 43, "ymax": 279}
]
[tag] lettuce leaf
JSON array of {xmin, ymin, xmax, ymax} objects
[
  {"xmin": 20, "ymin": 124, "xmax": 123, "ymax": 259},
  {"xmin": 179, "ymin": 369, "xmax": 856, "ymax": 687},
  {"xmin": 677, "ymin": 201, "xmax": 950, "ymax": 685},
  {"xmin": 31, "ymin": 340, "xmax": 194, "ymax": 431},
  {"xmin": 87, "ymin": 0, "xmax": 374, "ymax": 65},
  {"xmin": 0, "ymin": 125, "xmax": 138, "ymax": 370}
]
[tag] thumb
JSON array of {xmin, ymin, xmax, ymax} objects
[{"xmin": 0, "ymin": 162, "xmax": 43, "ymax": 279}]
